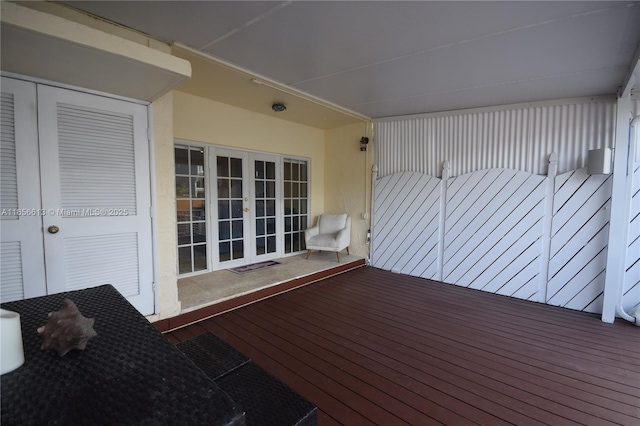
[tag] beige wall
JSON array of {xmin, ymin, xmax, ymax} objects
[
  {"xmin": 150, "ymin": 92, "xmax": 181, "ymax": 320},
  {"xmin": 173, "ymin": 91, "xmax": 326, "ymax": 218},
  {"xmin": 324, "ymin": 121, "xmax": 373, "ymax": 257}
]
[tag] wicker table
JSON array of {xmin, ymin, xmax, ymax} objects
[{"xmin": 1, "ymin": 285, "xmax": 244, "ymax": 426}]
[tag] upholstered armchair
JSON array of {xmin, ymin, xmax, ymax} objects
[{"xmin": 304, "ymin": 214, "xmax": 351, "ymax": 261}]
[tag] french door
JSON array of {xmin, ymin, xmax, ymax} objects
[
  {"xmin": 213, "ymin": 149, "xmax": 280, "ymax": 268},
  {"xmin": 0, "ymin": 77, "xmax": 154, "ymax": 314}
]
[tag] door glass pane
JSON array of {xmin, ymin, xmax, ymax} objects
[
  {"xmin": 177, "ymin": 200, "xmax": 190, "ymax": 221},
  {"xmin": 266, "ymin": 181, "xmax": 275, "ymax": 198},
  {"xmin": 267, "ymin": 236, "xmax": 276, "ymax": 253},
  {"xmin": 192, "ymin": 200, "xmax": 206, "ymax": 221},
  {"xmin": 231, "ymin": 158, "xmax": 242, "ymax": 178},
  {"xmin": 219, "ymin": 242, "xmax": 230, "ymax": 262},
  {"xmin": 254, "ymin": 159, "xmax": 277, "ymax": 259},
  {"xmin": 255, "ymin": 161, "xmax": 264, "ymax": 179},
  {"xmin": 255, "ymin": 181, "xmax": 265, "ymax": 198},
  {"xmin": 178, "ymin": 247, "xmax": 192, "ymax": 275},
  {"xmin": 231, "ymin": 200, "xmax": 243, "ymax": 218},
  {"xmin": 256, "ymin": 219, "xmax": 265, "ymax": 236},
  {"xmin": 191, "ymin": 150, "xmax": 205, "ymax": 176},
  {"xmin": 218, "ymin": 179, "xmax": 229, "ymax": 198},
  {"xmin": 232, "ymin": 241, "xmax": 244, "ymax": 259},
  {"xmin": 192, "ymin": 177, "xmax": 205, "ymax": 198},
  {"xmin": 218, "ymin": 200, "xmax": 230, "ymax": 219},
  {"xmin": 193, "ymin": 245, "xmax": 207, "ymax": 271},
  {"xmin": 300, "ymin": 163, "xmax": 308, "ymax": 181},
  {"xmin": 217, "ymin": 157, "xmax": 229, "ymax": 177},
  {"xmin": 217, "ymin": 154, "xmax": 245, "ymax": 263},
  {"xmin": 176, "ymin": 177, "xmax": 190, "ymax": 198},
  {"xmin": 219, "ymin": 221, "xmax": 230, "ymax": 240},
  {"xmin": 266, "ymin": 162, "xmax": 276, "ymax": 180},
  {"xmin": 283, "ymin": 158, "xmax": 309, "ymax": 254},
  {"xmin": 175, "ymin": 147, "xmax": 189, "ymax": 175},
  {"xmin": 193, "ymin": 223, "xmax": 206, "ymax": 243},
  {"xmin": 266, "ymin": 200, "xmax": 275, "ymax": 216},
  {"xmin": 267, "ymin": 218, "xmax": 276, "ymax": 234},
  {"xmin": 232, "ymin": 220, "xmax": 243, "ymax": 239},
  {"xmin": 177, "ymin": 223, "xmax": 191, "ymax": 245},
  {"xmin": 176, "ymin": 145, "xmax": 208, "ymax": 275},
  {"xmin": 230, "ymin": 179, "xmax": 242, "ymax": 198}
]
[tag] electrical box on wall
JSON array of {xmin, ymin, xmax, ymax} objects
[{"xmin": 587, "ymin": 148, "xmax": 612, "ymax": 175}]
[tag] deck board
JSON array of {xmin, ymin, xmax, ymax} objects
[{"xmin": 166, "ymin": 267, "xmax": 640, "ymax": 425}]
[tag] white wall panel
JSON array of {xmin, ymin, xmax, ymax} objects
[{"xmin": 374, "ymin": 99, "xmax": 616, "ymax": 178}]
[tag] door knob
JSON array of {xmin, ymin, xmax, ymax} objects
[
  {"xmin": 48, "ymin": 225, "xmax": 60, "ymax": 234},
  {"xmin": 243, "ymin": 207, "xmax": 249, "ymax": 212}
]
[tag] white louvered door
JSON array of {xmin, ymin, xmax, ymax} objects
[
  {"xmin": 37, "ymin": 85, "xmax": 154, "ymax": 314},
  {"xmin": 0, "ymin": 78, "xmax": 47, "ymax": 302}
]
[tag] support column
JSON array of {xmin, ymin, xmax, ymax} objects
[
  {"xmin": 602, "ymin": 97, "xmax": 633, "ymax": 323},
  {"xmin": 436, "ymin": 161, "xmax": 449, "ymax": 281}
]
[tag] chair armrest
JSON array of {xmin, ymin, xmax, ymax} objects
[
  {"xmin": 335, "ymin": 216, "xmax": 351, "ymax": 248},
  {"xmin": 304, "ymin": 225, "xmax": 320, "ymax": 243}
]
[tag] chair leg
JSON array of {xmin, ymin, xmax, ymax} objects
[
  {"xmin": 346, "ymin": 247, "xmax": 350, "ymax": 255},
  {"xmin": 336, "ymin": 251, "xmax": 340, "ymax": 262},
  {"xmin": 306, "ymin": 250, "xmax": 311, "ymax": 259}
]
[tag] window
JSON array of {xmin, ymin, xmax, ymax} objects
[
  {"xmin": 175, "ymin": 145, "xmax": 207, "ymax": 274},
  {"xmin": 283, "ymin": 158, "xmax": 309, "ymax": 254}
]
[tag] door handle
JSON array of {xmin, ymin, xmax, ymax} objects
[
  {"xmin": 243, "ymin": 208, "xmax": 249, "ymax": 212},
  {"xmin": 47, "ymin": 225, "xmax": 60, "ymax": 234}
]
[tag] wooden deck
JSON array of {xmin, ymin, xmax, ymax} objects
[{"xmin": 165, "ymin": 266, "xmax": 640, "ymax": 425}]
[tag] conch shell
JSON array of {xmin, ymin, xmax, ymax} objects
[{"xmin": 37, "ymin": 298, "xmax": 97, "ymax": 356}]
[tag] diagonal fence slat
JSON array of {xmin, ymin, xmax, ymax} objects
[
  {"xmin": 546, "ymin": 169, "xmax": 612, "ymax": 313},
  {"xmin": 371, "ymin": 163, "xmax": 625, "ymax": 314},
  {"xmin": 372, "ymin": 172, "xmax": 442, "ymax": 278}
]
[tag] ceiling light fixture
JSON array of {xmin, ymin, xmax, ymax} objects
[
  {"xmin": 272, "ymin": 103, "xmax": 287, "ymax": 112},
  {"xmin": 250, "ymin": 78, "xmax": 368, "ymax": 121}
]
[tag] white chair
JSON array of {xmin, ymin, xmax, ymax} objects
[{"xmin": 304, "ymin": 214, "xmax": 351, "ymax": 261}]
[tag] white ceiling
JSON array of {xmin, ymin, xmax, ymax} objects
[{"xmin": 61, "ymin": 1, "xmax": 640, "ymax": 119}]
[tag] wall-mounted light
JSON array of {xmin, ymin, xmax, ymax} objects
[
  {"xmin": 272, "ymin": 103, "xmax": 286, "ymax": 112},
  {"xmin": 360, "ymin": 137, "xmax": 369, "ymax": 151}
]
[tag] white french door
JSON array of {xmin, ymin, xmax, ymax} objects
[
  {"xmin": 212, "ymin": 148, "xmax": 280, "ymax": 269},
  {"xmin": 0, "ymin": 77, "xmax": 154, "ymax": 315}
]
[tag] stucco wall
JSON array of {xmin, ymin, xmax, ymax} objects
[
  {"xmin": 324, "ymin": 122, "xmax": 373, "ymax": 258},
  {"xmin": 150, "ymin": 92, "xmax": 181, "ymax": 320},
  {"xmin": 172, "ymin": 90, "xmax": 326, "ymax": 219}
]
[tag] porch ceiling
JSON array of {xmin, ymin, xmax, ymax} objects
[{"xmin": 61, "ymin": 1, "xmax": 640, "ymax": 121}]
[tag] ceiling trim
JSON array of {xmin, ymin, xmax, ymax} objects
[{"xmin": 173, "ymin": 42, "xmax": 370, "ymax": 123}]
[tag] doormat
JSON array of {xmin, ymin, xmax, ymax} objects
[{"xmin": 228, "ymin": 260, "xmax": 281, "ymax": 274}]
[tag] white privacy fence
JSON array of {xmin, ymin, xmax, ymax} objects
[{"xmin": 371, "ymin": 154, "xmax": 617, "ymax": 314}]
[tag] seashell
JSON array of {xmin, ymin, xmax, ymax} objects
[{"xmin": 37, "ymin": 298, "xmax": 97, "ymax": 356}]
